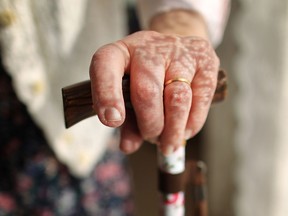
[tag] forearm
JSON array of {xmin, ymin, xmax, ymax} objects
[{"xmin": 149, "ymin": 9, "xmax": 209, "ymax": 40}]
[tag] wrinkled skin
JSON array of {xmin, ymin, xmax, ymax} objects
[{"xmin": 89, "ymin": 31, "xmax": 219, "ymax": 155}]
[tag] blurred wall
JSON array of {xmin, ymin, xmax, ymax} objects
[{"xmin": 205, "ymin": 0, "xmax": 288, "ymax": 216}]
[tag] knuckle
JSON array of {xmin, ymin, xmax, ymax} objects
[
  {"xmin": 166, "ymin": 85, "xmax": 191, "ymax": 111},
  {"xmin": 134, "ymin": 81, "xmax": 162, "ymax": 106},
  {"xmin": 139, "ymin": 112, "xmax": 164, "ymax": 137},
  {"xmin": 214, "ymin": 54, "xmax": 220, "ymax": 67},
  {"xmin": 93, "ymin": 44, "xmax": 113, "ymax": 59},
  {"xmin": 90, "ymin": 45, "xmax": 113, "ymax": 76},
  {"xmin": 96, "ymin": 84, "xmax": 114, "ymax": 100},
  {"xmin": 93, "ymin": 83, "xmax": 121, "ymax": 107},
  {"xmin": 142, "ymin": 125, "xmax": 162, "ymax": 139}
]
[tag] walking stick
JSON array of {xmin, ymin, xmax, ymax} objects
[{"xmin": 61, "ymin": 70, "xmax": 227, "ymax": 216}]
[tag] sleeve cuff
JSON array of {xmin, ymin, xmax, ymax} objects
[{"xmin": 136, "ymin": 0, "xmax": 230, "ymax": 47}]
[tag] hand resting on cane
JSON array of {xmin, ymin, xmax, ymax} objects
[{"xmin": 89, "ymin": 10, "xmax": 220, "ymax": 156}]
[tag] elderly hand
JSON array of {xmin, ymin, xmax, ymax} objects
[{"xmin": 89, "ymin": 30, "xmax": 219, "ymax": 155}]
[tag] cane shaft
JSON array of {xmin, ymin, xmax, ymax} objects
[{"xmin": 158, "ymin": 146, "xmax": 186, "ymax": 216}]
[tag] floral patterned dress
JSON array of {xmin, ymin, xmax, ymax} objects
[{"xmin": 0, "ymin": 62, "xmax": 134, "ymax": 216}]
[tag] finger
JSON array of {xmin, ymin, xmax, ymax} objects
[
  {"xmin": 185, "ymin": 51, "xmax": 219, "ymax": 138},
  {"xmin": 129, "ymin": 53, "xmax": 166, "ymax": 140},
  {"xmin": 119, "ymin": 110, "xmax": 143, "ymax": 154},
  {"xmin": 159, "ymin": 80, "xmax": 192, "ymax": 155},
  {"xmin": 89, "ymin": 43, "xmax": 129, "ymax": 127},
  {"xmin": 159, "ymin": 52, "xmax": 194, "ymax": 154}
]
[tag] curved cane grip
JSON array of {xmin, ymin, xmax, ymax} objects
[{"xmin": 62, "ymin": 70, "xmax": 227, "ymax": 128}]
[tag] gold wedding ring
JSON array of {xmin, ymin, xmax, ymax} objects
[{"xmin": 164, "ymin": 77, "xmax": 191, "ymax": 87}]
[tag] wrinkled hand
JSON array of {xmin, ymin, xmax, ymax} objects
[{"xmin": 89, "ymin": 31, "xmax": 219, "ymax": 155}]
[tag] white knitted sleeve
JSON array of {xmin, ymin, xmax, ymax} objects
[{"xmin": 136, "ymin": 0, "xmax": 230, "ymax": 47}]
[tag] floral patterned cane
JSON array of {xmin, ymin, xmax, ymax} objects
[{"xmin": 158, "ymin": 145, "xmax": 186, "ymax": 216}]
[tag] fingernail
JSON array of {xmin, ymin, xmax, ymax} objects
[
  {"xmin": 185, "ymin": 130, "xmax": 193, "ymax": 139},
  {"xmin": 162, "ymin": 146, "xmax": 174, "ymax": 156},
  {"xmin": 182, "ymin": 140, "xmax": 187, "ymax": 146},
  {"xmin": 121, "ymin": 140, "xmax": 134, "ymax": 154},
  {"xmin": 146, "ymin": 137, "xmax": 160, "ymax": 145},
  {"xmin": 104, "ymin": 107, "xmax": 122, "ymax": 122}
]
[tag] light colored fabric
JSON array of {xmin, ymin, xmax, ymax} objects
[
  {"xmin": 0, "ymin": 0, "xmax": 228, "ymax": 177},
  {"xmin": 137, "ymin": 0, "xmax": 230, "ymax": 47},
  {"xmin": 0, "ymin": 0, "xmax": 126, "ymax": 177}
]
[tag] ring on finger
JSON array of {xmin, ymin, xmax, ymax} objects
[{"xmin": 164, "ymin": 77, "xmax": 191, "ymax": 87}]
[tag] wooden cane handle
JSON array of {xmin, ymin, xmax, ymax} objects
[{"xmin": 62, "ymin": 70, "xmax": 227, "ymax": 128}]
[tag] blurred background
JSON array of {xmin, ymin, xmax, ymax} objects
[{"xmin": 204, "ymin": 0, "xmax": 288, "ymax": 216}]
